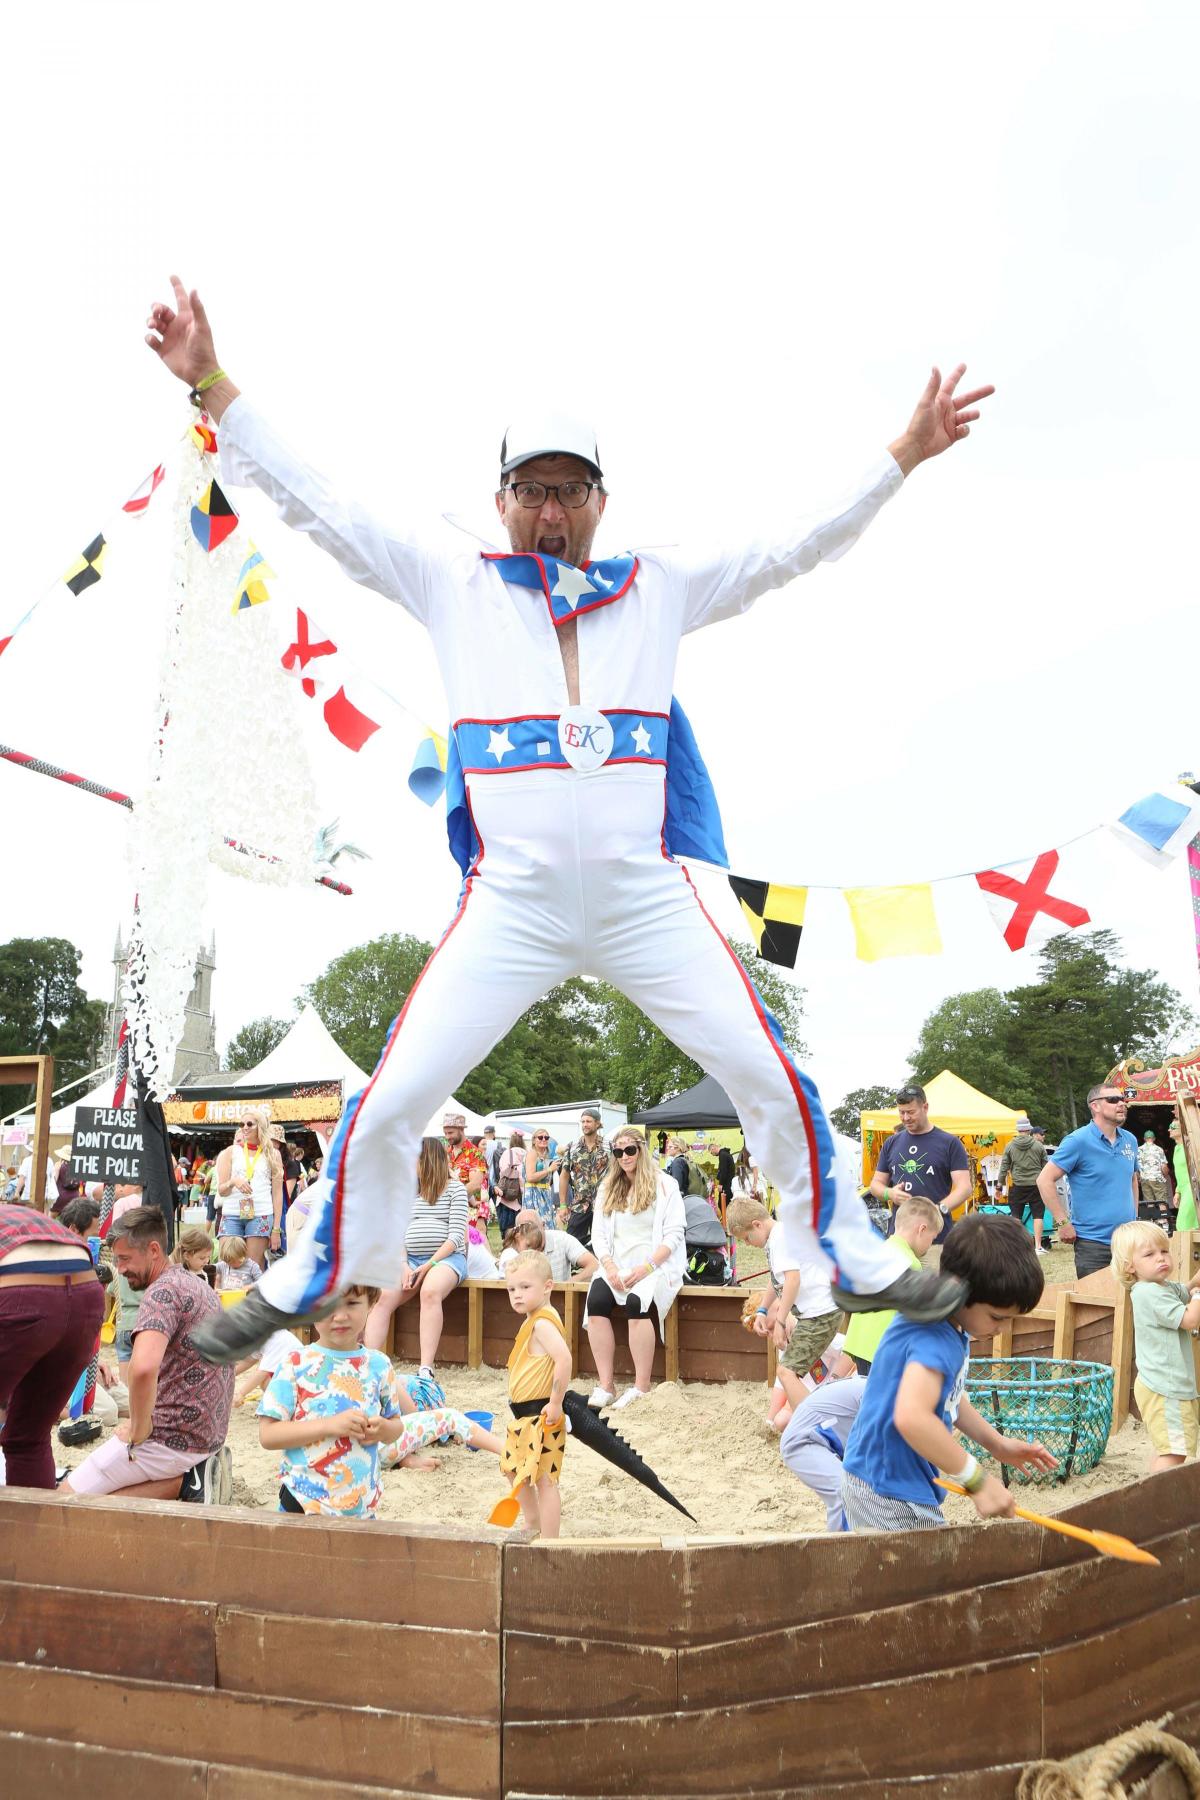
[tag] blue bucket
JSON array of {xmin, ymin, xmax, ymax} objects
[{"xmin": 464, "ymin": 1409, "xmax": 493, "ymax": 1450}]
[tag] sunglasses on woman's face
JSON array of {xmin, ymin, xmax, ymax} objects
[{"xmin": 616, "ymin": 1145, "xmax": 640, "ymax": 1158}]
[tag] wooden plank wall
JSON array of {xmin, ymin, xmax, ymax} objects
[
  {"xmin": 2, "ymin": 1466, "xmax": 1197, "ymax": 1796},
  {"xmin": 0, "ymin": 1491, "xmax": 503, "ymax": 1800},
  {"xmin": 501, "ymin": 1461, "xmax": 1200, "ymax": 1797},
  {"xmin": 388, "ymin": 1280, "xmax": 765, "ymax": 1385}
]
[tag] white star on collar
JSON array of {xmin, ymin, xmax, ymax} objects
[
  {"xmin": 630, "ymin": 721, "xmax": 653, "ymax": 755},
  {"xmin": 550, "ymin": 563, "xmax": 596, "ymax": 609},
  {"xmin": 486, "ymin": 727, "xmax": 515, "ymax": 763}
]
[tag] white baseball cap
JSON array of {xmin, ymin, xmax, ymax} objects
[{"xmin": 500, "ymin": 409, "xmax": 603, "ymax": 480}]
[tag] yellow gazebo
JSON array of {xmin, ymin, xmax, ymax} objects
[{"xmin": 861, "ymin": 1070, "xmax": 1027, "ymax": 1210}]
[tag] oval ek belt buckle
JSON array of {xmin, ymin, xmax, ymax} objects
[{"xmin": 557, "ymin": 704, "xmax": 613, "ymax": 772}]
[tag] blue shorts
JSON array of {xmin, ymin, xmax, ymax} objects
[
  {"xmin": 115, "ymin": 1327, "xmax": 136, "ymax": 1361},
  {"xmin": 218, "ymin": 1213, "xmax": 274, "ymax": 1239},
  {"xmin": 407, "ymin": 1249, "xmax": 467, "ymax": 1284}
]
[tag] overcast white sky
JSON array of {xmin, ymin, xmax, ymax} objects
[{"xmin": 2, "ymin": 0, "xmax": 1197, "ymax": 1114}]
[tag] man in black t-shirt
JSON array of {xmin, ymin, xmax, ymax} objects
[{"xmin": 869, "ymin": 1084, "xmax": 971, "ymax": 1245}]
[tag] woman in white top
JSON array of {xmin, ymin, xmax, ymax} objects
[
  {"xmin": 730, "ymin": 1145, "xmax": 765, "ymax": 1203},
  {"xmin": 584, "ymin": 1128, "xmax": 686, "ymax": 1412},
  {"xmin": 214, "ymin": 1108, "xmax": 283, "ymax": 1269}
]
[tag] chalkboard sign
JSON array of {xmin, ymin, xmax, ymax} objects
[{"xmin": 71, "ymin": 1105, "xmax": 143, "ymax": 1184}]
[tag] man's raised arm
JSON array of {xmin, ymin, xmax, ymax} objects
[
  {"xmin": 676, "ymin": 363, "xmax": 995, "ymax": 635},
  {"xmin": 145, "ymin": 275, "xmax": 433, "ymax": 627}
]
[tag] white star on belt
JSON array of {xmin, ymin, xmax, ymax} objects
[
  {"xmin": 550, "ymin": 563, "xmax": 596, "ymax": 609},
  {"xmin": 486, "ymin": 727, "xmax": 515, "ymax": 763},
  {"xmin": 630, "ymin": 721, "xmax": 653, "ymax": 755}
]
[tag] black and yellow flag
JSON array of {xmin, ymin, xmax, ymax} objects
[
  {"xmin": 729, "ymin": 876, "xmax": 808, "ymax": 969},
  {"xmin": 63, "ymin": 533, "xmax": 107, "ymax": 595}
]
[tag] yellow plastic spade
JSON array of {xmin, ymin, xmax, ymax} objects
[{"xmin": 936, "ymin": 1478, "xmax": 1160, "ymax": 1565}]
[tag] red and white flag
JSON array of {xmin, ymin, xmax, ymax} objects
[
  {"xmin": 974, "ymin": 851, "xmax": 1090, "ymax": 952},
  {"xmin": 122, "ymin": 463, "xmax": 166, "ymax": 516},
  {"xmin": 281, "ymin": 607, "xmax": 381, "ymax": 751}
]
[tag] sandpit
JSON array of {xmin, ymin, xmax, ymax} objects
[{"xmin": 57, "ymin": 1361, "xmax": 1151, "ymax": 1539}]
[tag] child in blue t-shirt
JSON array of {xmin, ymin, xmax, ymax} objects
[{"xmin": 842, "ymin": 1215, "xmax": 1058, "ymax": 1530}]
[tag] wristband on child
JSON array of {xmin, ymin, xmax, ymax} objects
[
  {"xmin": 956, "ymin": 1453, "xmax": 986, "ymax": 1494},
  {"xmin": 756, "ymin": 1306, "xmax": 769, "ymax": 1315}
]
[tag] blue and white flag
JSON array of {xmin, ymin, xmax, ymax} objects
[{"xmin": 1108, "ymin": 789, "xmax": 1200, "ymax": 869}]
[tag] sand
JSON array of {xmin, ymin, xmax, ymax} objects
[{"xmin": 56, "ymin": 1359, "xmax": 1152, "ymax": 1541}]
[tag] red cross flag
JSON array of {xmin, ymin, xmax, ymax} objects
[
  {"xmin": 974, "ymin": 851, "xmax": 1090, "ymax": 952},
  {"xmin": 281, "ymin": 608, "xmax": 338, "ymax": 698},
  {"xmin": 281, "ymin": 607, "xmax": 381, "ymax": 752}
]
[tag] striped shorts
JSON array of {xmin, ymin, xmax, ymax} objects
[{"xmin": 842, "ymin": 1470, "xmax": 946, "ymax": 1533}]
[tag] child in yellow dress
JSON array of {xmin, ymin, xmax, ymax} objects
[{"xmin": 501, "ymin": 1250, "xmax": 573, "ymax": 1538}]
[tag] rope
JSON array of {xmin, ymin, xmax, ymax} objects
[{"xmin": 1018, "ymin": 1719, "xmax": 1200, "ymax": 1799}]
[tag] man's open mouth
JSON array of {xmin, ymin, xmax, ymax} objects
[{"xmin": 537, "ymin": 535, "xmax": 567, "ymax": 558}]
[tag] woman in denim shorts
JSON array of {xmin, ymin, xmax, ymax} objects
[{"xmin": 213, "ymin": 1111, "xmax": 283, "ymax": 1270}]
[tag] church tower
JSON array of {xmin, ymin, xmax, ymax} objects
[{"xmin": 105, "ymin": 926, "xmax": 219, "ymax": 1088}]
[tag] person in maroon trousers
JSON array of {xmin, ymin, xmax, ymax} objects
[{"xmin": 0, "ymin": 1202, "xmax": 105, "ymax": 1487}]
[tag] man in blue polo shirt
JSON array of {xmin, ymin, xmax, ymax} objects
[{"xmin": 1037, "ymin": 1084, "xmax": 1139, "ymax": 1280}]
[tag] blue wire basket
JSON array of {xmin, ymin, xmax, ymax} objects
[{"xmin": 962, "ymin": 1356, "xmax": 1113, "ymax": 1487}]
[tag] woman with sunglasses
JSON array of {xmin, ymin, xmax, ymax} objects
[
  {"xmin": 523, "ymin": 1132, "xmax": 559, "ymax": 1229},
  {"xmin": 213, "ymin": 1107, "xmax": 284, "ymax": 1270},
  {"xmin": 584, "ymin": 1130, "xmax": 686, "ymax": 1411}
]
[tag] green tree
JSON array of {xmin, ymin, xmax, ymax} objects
[
  {"xmin": 455, "ymin": 979, "xmax": 607, "ymax": 1116},
  {"xmin": 906, "ymin": 932, "xmax": 1199, "ymax": 1141},
  {"xmin": 298, "ymin": 932, "xmax": 802, "ymax": 1117},
  {"xmin": 910, "ymin": 988, "xmax": 1029, "ymax": 1108},
  {"xmin": 299, "ymin": 934, "xmax": 434, "ymax": 1074},
  {"xmin": 588, "ymin": 939, "xmax": 807, "ymax": 1112},
  {"xmin": 1007, "ymin": 931, "xmax": 1197, "ymax": 1137},
  {"xmin": 223, "ymin": 1016, "xmax": 292, "ymax": 1072},
  {"xmin": 830, "ymin": 1085, "xmax": 902, "ymax": 1139},
  {"xmin": 0, "ymin": 936, "xmax": 105, "ymax": 1118}
]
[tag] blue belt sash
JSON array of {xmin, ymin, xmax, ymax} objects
[
  {"xmin": 454, "ymin": 710, "xmax": 668, "ymax": 774},
  {"xmin": 445, "ymin": 699, "xmax": 729, "ymax": 877}
]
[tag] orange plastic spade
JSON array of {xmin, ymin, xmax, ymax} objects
[
  {"xmin": 488, "ymin": 1487, "xmax": 523, "ymax": 1528},
  {"xmin": 936, "ymin": 1478, "xmax": 1160, "ymax": 1565}
]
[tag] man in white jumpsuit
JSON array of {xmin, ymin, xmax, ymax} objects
[{"xmin": 143, "ymin": 279, "xmax": 993, "ymax": 1360}]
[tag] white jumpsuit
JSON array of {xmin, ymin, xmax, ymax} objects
[{"xmin": 216, "ymin": 401, "xmax": 910, "ymax": 1312}]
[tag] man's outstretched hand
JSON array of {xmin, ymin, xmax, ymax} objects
[
  {"xmin": 146, "ymin": 276, "xmax": 240, "ymax": 420},
  {"xmin": 145, "ymin": 275, "xmax": 219, "ymax": 387},
  {"xmin": 889, "ymin": 364, "xmax": 995, "ymax": 477}
]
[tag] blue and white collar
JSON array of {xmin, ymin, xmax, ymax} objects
[{"xmin": 482, "ymin": 550, "xmax": 639, "ymax": 627}]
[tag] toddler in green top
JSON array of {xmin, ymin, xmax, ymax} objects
[{"xmin": 1110, "ymin": 1221, "xmax": 1200, "ymax": 1472}]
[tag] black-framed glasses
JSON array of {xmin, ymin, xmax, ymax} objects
[
  {"xmin": 503, "ymin": 479, "xmax": 597, "ymax": 510},
  {"xmin": 1098, "ymin": 1096, "xmax": 1127, "ymax": 1105},
  {"xmin": 616, "ymin": 1145, "xmax": 640, "ymax": 1159}
]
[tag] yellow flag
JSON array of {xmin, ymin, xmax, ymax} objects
[{"xmin": 843, "ymin": 885, "xmax": 942, "ymax": 961}]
